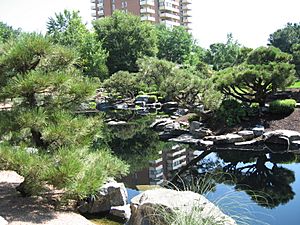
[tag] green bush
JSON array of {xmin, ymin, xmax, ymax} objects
[
  {"xmin": 269, "ymin": 99, "xmax": 296, "ymax": 115},
  {"xmin": 148, "ymin": 95, "xmax": 158, "ymax": 103},
  {"xmin": 188, "ymin": 114, "xmax": 200, "ymax": 123},
  {"xmin": 246, "ymin": 102, "xmax": 260, "ymax": 117},
  {"xmin": 216, "ymin": 99, "xmax": 247, "ymax": 127}
]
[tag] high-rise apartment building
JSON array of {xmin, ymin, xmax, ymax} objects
[{"xmin": 91, "ymin": 0, "xmax": 192, "ymax": 29}]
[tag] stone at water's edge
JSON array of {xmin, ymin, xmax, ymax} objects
[
  {"xmin": 128, "ymin": 189, "xmax": 236, "ymax": 225},
  {"xmin": 110, "ymin": 204, "xmax": 131, "ymax": 221},
  {"xmin": 0, "ymin": 216, "xmax": 8, "ymax": 225},
  {"xmin": 77, "ymin": 181, "xmax": 127, "ymax": 214}
]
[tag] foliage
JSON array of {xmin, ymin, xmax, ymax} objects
[
  {"xmin": 137, "ymin": 57, "xmax": 175, "ymax": 91},
  {"xmin": 268, "ymin": 22, "xmax": 300, "ymax": 54},
  {"xmin": 0, "ymin": 33, "xmax": 127, "ymax": 198},
  {"xmin": 288, "ymin": 80, "xmax": 300, "ymax": 88},
  {"xmin": 269, "ymin": 99, "xmax": 296, "ymax": 115},
  {"xmin": 215, "ymin": 99, "xmax": 247, "ymax": 126},
  {"xmin": 0, "ymin": 21, "xmax": 21, "ymax": 43},
  {"xmin": 47, "ymin": 10, "xmax": 108, "ymax": 79},
  {"xmin": 204, "ymin": 34, "xmax": 242, "ymax": 71},
  {"xmin": 159, "ymin": 68, "xmax": 202, "ymax": 107},
  {"xmin": 217, "ymin": 46, "xmax": 296, "ymax": 106},
  {"xmin": 156, "ymin": 25, "xmax": 195, "ymax": 64},
  {"xmin": 102, "ymin": 71, "xmax": 140, "ymax": 98},
  {"xmin": 93, "ymin": 11, "xmax": 157, "ymax": 75},
  {"xmin": 269, "ymin": 23, "xmax": 300, "ymax": 78}
]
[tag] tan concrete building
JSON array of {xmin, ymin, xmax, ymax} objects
[{"xmin": 91, "ymin": 0, "xmax": 192, "ymax": 29}]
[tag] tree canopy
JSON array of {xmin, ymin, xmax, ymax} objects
[
  {"xmin": 93, "ymin": 11, "xmax": 158, "ymax": 75},
  {"xmin": 217, "ymin": 46, "xmax": 296, "ymax": 106},
  {"xmin": 0, "ymin": 21, "xmax": 20, "ymax": 43},
  {"xmin": 156, "ymin": 25, "xmax": 195, "ymax": 64},
  {"xmin": 47, "ymin": 10, "xmax": 108, "ymax": 79},
  {"xmin": 0, "ymin": 33, "xmax": 127, "ymax": 198}
]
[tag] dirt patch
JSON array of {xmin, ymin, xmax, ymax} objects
[{"xmin": 0, "ymin": 171, "xmax": 94, "ymax": 225}]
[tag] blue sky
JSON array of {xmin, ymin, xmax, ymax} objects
[{"xmin": 0, "ymin": 0, "xmax": 299, "ymax": 48}]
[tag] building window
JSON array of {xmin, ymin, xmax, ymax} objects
[{"xmin": 112, "ymin": 4, "xmax": 115, "ymax": 10}]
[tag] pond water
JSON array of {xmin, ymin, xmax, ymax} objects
[{"xmin": 104, "ymin": 113, "xmax": 300, "ymax": 225}]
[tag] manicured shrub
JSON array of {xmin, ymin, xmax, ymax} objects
[
  {"xmin": 216, "ymin": 99, "xmax": 247, "ymax": 127},
  {"xmin": 269, "ymin": 99, "xmax": 296, "ymax": 115},
  {"xmin": 148, "ymin": 95, "xmax": 158, "ymax": 103},
  {"xmin": 246, "ymin": 102, "xmax": 260, "ymax": 117}
]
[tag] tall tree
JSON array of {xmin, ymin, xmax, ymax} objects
[
  {"xmin": 93, "ymin": 11, "xmax": 157, "ymax": 75},
  {"xmin": 0, "ymin": 21, "xmax": 21, "ymax": 43},
  {"xmin": 269, "ymin": 23, "xmax": 300, "ymax": 77},
  {"xmin": 217, "ymin": 47, "xmax": 296, "ymax": 106},
  {"xmin": 156, "ymin": 25, "xmax": 195, "ymax": 64},
  {"xmin": 47, "ymin": 10, "xmax": 108, "ymax": 79},
  {"xmin": 0, "ymin": 33, "xmax": 127, "ymax": 198},
  {"xmin": 268, "ymin": 23, "xmax": 300, "ymax": 54},
  {"xmin": 204, "ymin": 34, "xmax": 242, "ymax": 71}
]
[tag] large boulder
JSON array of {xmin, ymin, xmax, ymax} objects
[
  {"xmin": 110, "ymin": 204, "xmax": 131, "ymax": 221},
  {"xmin": 263, "ymin": 130, "xmax": 300, "ymax": 152},
  {"xmin": 77, "ymin": 181, "xmax": 127, "ymax": 214},
  {"xmin": 237, "ymin": 130, "xmax": 254, "ymax": 141},
  {"xmin": 128, "ymin": 189, "xmax": 236, "ymax": 225},
  {"xmin": 0, "ymin": 216, "xmax": 8, "ymax": 225},
  {"xmin": 205, "ymin": 133, "xmax": 244, "ymax": 145}
]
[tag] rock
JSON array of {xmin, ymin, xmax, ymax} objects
[
  {"xmin": 252, "ymin": 126, "xmax": 265, "ymax": 137},
  {"xmin": 206, "ymin": 133, "xmax": 244, "ymax": 144},
  {"xmin": 164, "ymin": 122, "xmax": 181, "ymax": 131},
  {"xmin": 110, "ymin": 204, "xmax": 131, "ymax": 221},
  {"xmin": 191, "ymin": 128, "xmax": 213, "ymax": 138},
  {"xmin": 169, "ymin": 134, "xmax": 200, "ymax": 145},
  {"xmin": 77, "ymin": 181, "xmax": 127, "ymax": 214},
  {"xmin": 263, "ymin": 130, "xmax": 300, "ymax": 152},
  {"xmin": 162, "ymin": 102, "xmax": 179, "ymax": 114},
  {"xmin": 189, "ymin": 121, "xmax": 204, "ymax": 132},
  {"xmin": 151, "ymin": 118, "xmax": 174, "ymax": 131},
  {"xmin": 234, "ymin": 139, "xmax": 260, "ymax": 146},
  {"xmin": 174, "ymin": 108, "xmax": 189, "ymax": 116},
  {"xmin": 237, "ymin": 130, "xmax": 254, "ymax": 141},
  {"xmin": 128, "ymin": 189, "xmax": 236, "ymax": 225},
  {"xmin": 107, "ymin": 121, "xmax": 127, "ymax": 126},
  {"xmin": 0, "ymin": 216, "xmax": 8, "ymax": 225}
]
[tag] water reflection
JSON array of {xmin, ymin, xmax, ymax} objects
[{"xmin": 104, "ymin": 113, "xmax": 300, "ymax": 213}]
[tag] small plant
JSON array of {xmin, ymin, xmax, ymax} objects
[
  {"xmin": 269, "ymin": 99, "xmax": 296, "ymax": 115},
  {"xmin": 188, "ymin": 114, "xmax": 200, "ymax": 123},
  {"xmin": 216, "ymin": 99, "xmax": 247, "ymax": 126}
]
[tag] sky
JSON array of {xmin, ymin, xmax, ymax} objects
[{"xmin": 0, "ymin": 0, "xmax": 299, "ymax": 48}]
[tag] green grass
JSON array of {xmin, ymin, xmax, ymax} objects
[{"xmin": 288, "ymin": 80, "xmax": 300, "ymax": 89}]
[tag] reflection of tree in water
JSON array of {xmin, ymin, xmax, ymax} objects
[
  {"xmin": 105, "ymin": 116, "xmax": 170, "ymax": 172},
  {"xmin": 217, "ymin": 151, "xmax": 296, "ymax": 208}
]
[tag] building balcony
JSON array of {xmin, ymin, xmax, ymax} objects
[
  {"xmin": 181, "ymin": 10, "xmax": 192, "ymax": 17},
  {"xmin": 91, "ymin": 12, "xmax": 97, "ymax": 17},
  {"xmin": 91, "ymin": 5, "xmax": 96, "ymax": 10},
  {"xmin": 140, "ymin": 7, "xmax": 156, "ymax": 14},
  {"xmin": 159, "ymin": 5, "xmax": 180, "ymax": 13},
  {"xmin": 167, "ymin": 160, "xmax": 186, "ymax": 171},
  {"xmin": 140, "ymin": 0, "xmax": 155, "ymax": 6},
  {"xmin": 160, "ymin": 20, "xmax": 181, "ymax": 28},
  {"xmin": 159, "ymin": 0, "xmax": 180, "ymax": 6},
  {"xmin": 160, "ymin": 12, "xmax": 180, "ymax": 21},
  {"xmin": 181, "ymin": 0, "xmax": 192, "ymax": 4},
  {"xmin": 167, "ymin": 155, "xmax": 186, "ymax": 164},
  {"xmin": 181, "ymin": 4, "xmax": 192, "ymax": 10},
  {"xmin": 91, "ymin": 0, "xmax": 96, "ymax": 3},
  {"xmin": 141, "ymin": 15, "xmax": 156, "ymax": 22}
]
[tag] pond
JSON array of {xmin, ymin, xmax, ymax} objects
[{"xmin": 104, "ymin": 113, "xmax": 300, "ymax": 225}]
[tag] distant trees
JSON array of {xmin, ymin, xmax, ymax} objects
[
  {"xmin": 156, "ymin": 25, "xmax": 195, "ymax": 64},
  {"xmin": 204, "ymin": 34, "xmax": 242, "ymax": 71},
  {"xmin": 217, "ymin": 47, "xmax": 296, "ymax": 106},
  {"xmin": 269, "ymin": 23, "xmax": 300, "ymax": 77},
  {"xmin": 0, "ymin": 22, "xmax": 20, "ymax": 43},
  {"xmin": 47, "ymin": 10, "xmax": 108, "ymax": 79},
  {"xmin": 0, "ymin": 33, "xmax": 127, "ymax": 198},
  {"xmin": 93, "ymin": 11, "xmax": 157, "ymax": 75}
]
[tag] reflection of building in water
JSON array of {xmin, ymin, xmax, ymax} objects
[{"xmin": 121, "ymin": 145, "xmax": 198, "ymax": 187}]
